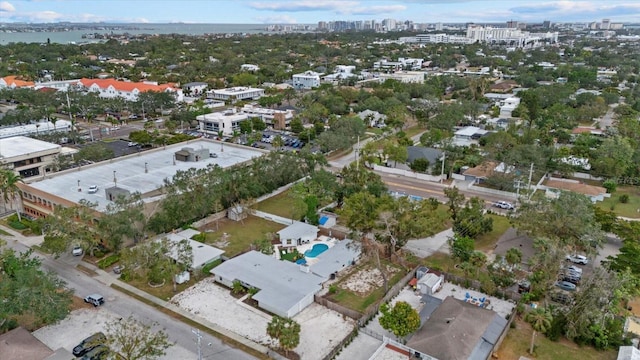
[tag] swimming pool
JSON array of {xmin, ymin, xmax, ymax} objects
[{"xmin": 304, "ymin": 243, "xmax": 329, "ymax": 258}]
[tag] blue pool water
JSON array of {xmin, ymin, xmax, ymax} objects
[
  {"xmin": 296, "ymin": 258, "xmax": 307, "ymax": 265},
  {"xmin": 304, "ymin": 243, "xmax": 329, "ymax": 258}
]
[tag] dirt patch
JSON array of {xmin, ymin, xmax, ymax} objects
[{"xmin": 339, "ymin": 265, "xmax": 399, "ymax": 295}]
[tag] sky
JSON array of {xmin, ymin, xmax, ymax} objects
[{"xmin": 1, "ymin": 0, "xmax": 640, "ymax": 24}]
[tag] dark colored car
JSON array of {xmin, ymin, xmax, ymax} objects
[
  {"xmin": 555, "ymin": 281, "xmax": 577, "ymax": 292},
  {"xmin": 73, "ymin": 332, "xmax": 106, "ymax": 357},
  {"xmin": 80, "ymin": 344, "xmax": 109, "ymax": 360}
]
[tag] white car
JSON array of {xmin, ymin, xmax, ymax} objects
[
  {"xmin": 72, "ymin": 245, "xmax": 83, "ymax": 256},
  {"xmin": 493, "ymin": 201, "xmax": 515, "ymax": 210},
  {"xmin": 566, "ymin": 254, "xmax": 589, "ymax": 265},
  {"xmin": 87, "ymin": 185, "xmax": 99, "ymax": 194},
  {"xmin": 128, "ymin": 141, "xmax": 138, "ymax": 147}
]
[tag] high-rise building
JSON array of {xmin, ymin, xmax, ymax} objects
[
  {"xmin": 435, "ymin": 22, "xmax": 443, "ymax": 31},
  {"xmin": 601, "ymin": 18, "xmax": 611, "ymax": 30},
  {"xmin": 507, "ymin": 20, "xmax": 519, "ymax": 29},
  {"xmin": 543, "ymin": 20, "xmax": 551, "ymax": 29}
]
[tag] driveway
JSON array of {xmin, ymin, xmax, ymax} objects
[{"xmin": 403, "ymin": 228, "xmax": 453, "ymax": 258}]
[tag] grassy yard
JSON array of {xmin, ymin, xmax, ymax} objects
[
  {"xmin": 199, "ymin": 216, "xmax": 285, "ymax": 257},
  {"xmin": 327, "ymin": 261, "xmax": 406, "ymax": 313},
  {"xmin": 256, "ymin": 190, "xmax": 303, "ymax": 219},
  {"xmin": 496, "ymin": 318, "xmax": 617, "ymax": 360},
  {"xmin": 475, "ymin": 214, "xmax": 511, "ymax": 252},
  {"xmin": 598, "ymin": 186, "xmax": 640, "ymax": 218},
  {"xmin": 402, "ymin": 126, "xmax": 426, "ymax": 140}
]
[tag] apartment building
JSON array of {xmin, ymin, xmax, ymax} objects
[{"xmin": 292, "ymin": 71, "xmax": 322, "ymax": 89}]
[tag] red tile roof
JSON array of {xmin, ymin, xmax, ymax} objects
[
  {"xmin": 78, "ymin": 78, "xmax": 178, "ymax": 93},
  {"xmin": 1, "ymin": 75, "xmax": 35, "ymax": 88}
]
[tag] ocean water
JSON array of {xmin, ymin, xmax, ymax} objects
[{"xmin": 0, "ymin": 23, "xmax": 297, "ymax": 44}]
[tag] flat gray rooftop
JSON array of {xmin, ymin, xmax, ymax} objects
[
  {"xmin": 0, "ymin": 136, "xmax": 60, "ymax": 158},
  {"xmin": 27, "ymin": 139, "xmax": 265, "ymax": 212}
]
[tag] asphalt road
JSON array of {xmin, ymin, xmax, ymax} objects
[{"xmin": 3, "ymin": 239, "xmax": 257, "ymax": 360}]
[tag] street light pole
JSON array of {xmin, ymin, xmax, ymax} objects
[{"xmin": 440, "ymin": 152, "xmax": 446, "ymax": 184}]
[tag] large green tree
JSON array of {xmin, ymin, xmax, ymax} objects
[
  {"xmin": 105, "ymin": 316, "xmax": 173, "ymax": 360},
  {"xmin": 379, "ymin": 301, "xmax": 421, "ymax": 338},
  {"xmin": 0, "ymin": 249, "xmax": 73, "ymax": 332},
  {"xmin": 525, "ymin": 308, "xmax": 552, "ymax": 355}
]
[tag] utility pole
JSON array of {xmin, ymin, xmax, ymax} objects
[
  {"xmin": 440, "ymin": 152, "xmax": 446, "ymax": 184},
  {"xmin": 355, "ymin": 135, "xmax": 360, "ymax": 168},
  {"xmin": 192, "ymin": 328, "xmax": 202, "ymax": 360},
  {"xmin": 527, "ymin": 162, "xmax": 534, "ymax": 199}
]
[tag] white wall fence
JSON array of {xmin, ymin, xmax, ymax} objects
[
  {"xmin": 372, "ymin": 164, "xmax": 446, "ymax": 182},
  {"xmin": 466, "ymin": 183, "xmax": 518, "ymax": 199},
  {"xmin": 253, "ymin": 210, "xmax": 295, "ymax": 226}
]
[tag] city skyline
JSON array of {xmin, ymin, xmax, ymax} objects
[{"xmin": 0, "ymin": 0, "xmax": 640, "ymax": 25}]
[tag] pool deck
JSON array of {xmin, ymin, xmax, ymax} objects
[{"xmin": 298, "ymin": 236, "xmax": 337, "ymax": 265}]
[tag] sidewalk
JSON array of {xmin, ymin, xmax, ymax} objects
[
  {"xmin": 1, "ymin": 225, "xmax": 284, "ymax": 360},
  {"xmin": 80, "ymin": 262, "xmax": 282, "ymax": 359}
]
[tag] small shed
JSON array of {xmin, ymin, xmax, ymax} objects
[
  {"xmin": 278, "ymin": 221, "xmax": 318, "ymax": 247},
  {"xmin": 417, "ymin": 273, "xmax": 444, "ymax": 295},
  {"xmin": 227, "ymin": 204, "xmax": 248, "ymax": 222}
]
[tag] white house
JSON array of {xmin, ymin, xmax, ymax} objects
[
  {"xmin": 323, "ymin": 65, "xmax": 357, "ymax": 82},
  {"xmin": 499, "ymin": 97, "xmax": 521, "ymax": 118},
  {"xmin": 240, "ymin": 64, "xmax": 260, "ymax": 72},
  {"xmin": 357, "ymin": 109, "xmax": 387, "ymax": 128},
  {"xmin": 196, "ymin": 108, "xmax": 249, "ymax": 136},
  {"xmin": 207, "ymin": 87, "xmax": 265, "ymax": 102},
  {"xmin": 292, "ymin": 71, "xmax": 322, "ymax": 89},
  {"xmin": 278, "ymin": 221, "xmax": 318, "ymax": 247},
  {"xmin": 211, "ymin": 250, "xmax": 323, "ymax": 317},
  {"xmin": 77, "ymin": 78, "xmax": 183, "ymax": 102},
  {"xmin": 378, "ymin": 71, "xmax": 425, "ymax": 84},
  {"xmin": 182, "ymin": 82, "xmax": 208, "ymax": 96},
  {"xmin": 163, "ymin": 229, "xmax": 225, "ymax": 270}
]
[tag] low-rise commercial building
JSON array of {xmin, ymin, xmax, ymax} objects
[
  {"xmin": 207, "ymin": 87, "xmax": 265, "ymax": 102},
  {"xmin": 0, "ymin": 136, "xmax": 74, "ymax": 178},
  {"xmin": 196, "ymin": 109, "xmax": 249, "ymax": 136}
]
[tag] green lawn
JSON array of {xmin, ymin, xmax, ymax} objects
[
  {"xmin": 327, "ymin": 261, "xmax": 406, "ymax": 313},
  {"xmin": 496, "ymin": 318, "xmax": 617, "ymax": 360},
  {"xmin": 198, "ymin": 216, "xmax": 285, "ymax": 257},
  {"xmin": 256, "ymin": 190, "xmax": 303, "ymax": 219},
  {"xmin": 280, "ymin": 248, "xmax": 302, "ymax": 262},
  {"xmin": 475, "ymin": 214, "xmax": 511, "ymax": 252},
  {"xmin": 402, "ymin": 126, "xmax": 426, "ymax": 139},
  {"xmin": 598, "ymin": 186, "xmax": 640, "ymax": 218}
]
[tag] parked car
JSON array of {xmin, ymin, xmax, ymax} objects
[
  {"xmin": 550, "ymin": 290, "xmax": 574, "ymax": 305},
  {"xmin": 84, "ymin": 294, "xmax": 105, "ymax": 307},
  {"xmin": 72, "ymin": 245, "xmax": 83, "ymax": 256},
  {"xmin": 493, "ymin": 201, "xmax": 515, "ymax": 210},
  {"xmin": 564, "ymin": 265, "xmax": 583, "ymax": 274},
  {"xmin": 566, "ymin": 254, "xmax": 589, "ymax": 265},
  {"xmin": 209, "ymin": 153, "xmax": 218, "ymax": 158},
  {"xmin": 80, "ymin": 344, "xmax": 109, "ymax": 360},
  {"xmin": 562, "ymin": 275, "xmax": 581, "ymax": 285},
  {"xmin": 73, "ymin": 332, "xmax": 106, "ymax": 357},
  {"xmin": 88, "ymin": 185, "xmax": 99, "ymax": 194},
  {"xmin": 127, "ymin": 141, "xmax": 138, "ymax": 147},
  {"xmin": 555, "ymin": 281, "xmax": 577, "ymax": 291},
  {"xmin": 113, "ymin": 265, "xmax": 125, "ymax": 274}
]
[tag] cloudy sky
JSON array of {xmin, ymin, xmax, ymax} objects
[{"xmin": 1, "ymin": 0, "xmax": 639, "ymax": 24}]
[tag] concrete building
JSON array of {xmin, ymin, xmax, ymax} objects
[
  {"xmin": 182, "ymin": 82, "xmax": 208, "ymax": 96},
  {"xmin": 17, "ymin": 139, "xmax": 265, "ymax": 218},
  {"xmin": 240, "ymin": 104, "xmax": 295, "ymax": 129},
  {"xmin": 292, "ymin": 71, "xmax": 322, "ymax": 89},
  {"xmin": 466, "ymin": 25, "xmax": 558, "ymax": 48},
  {"xmin": 207, "ymin": 87, "xmax": 265, "ymax": 102},
  {"xmin": 378, "ymin": 71, "xmax": 425, "ymax": 84},
  {"xmin": 196, "ymin": 109, "xmax": 249, "ymax": 137},
  {"xmin": 0, "ymin": 136, "xmax": 73, "ymax": 178},
  {"xmin": 0, "ymin": 120, "xmax": 73, "ymax": 139}
]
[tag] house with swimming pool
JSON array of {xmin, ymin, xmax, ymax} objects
[{"xmin": 211, "ymin": 239, "xmax": 360, "ymax": 317}]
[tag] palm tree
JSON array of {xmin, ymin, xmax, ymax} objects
[
  {"xmin": 0, "ymin": 170, "xmax": 24, "ymax": 221},
  {"xmin": 525, "ymin": 307, "xmax": 552, "ymax": 355}
]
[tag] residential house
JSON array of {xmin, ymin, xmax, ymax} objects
[
  {"xmin": 323, "ymin": 65, "xmax": 357, "ymax": 83},
  {"xmin": 308, "ymin": 239, "xmax": 361, "ymax": 280},
  {"xmin": 211, "ymin": 250, "xmax": 323, "ymax": 317},
  {"xmin": 0, "ymin": 75, "xmax": 35, "ymax": 89},
  {"xmin": 182, "ymin": 82, "xmax": 208, "ymax": 96},
  {"xmin": 196, "ymin": 109, "xmax": 249, "ymax": 136},
  {"xmin": 278, "ymin": 221, "xmax": 318, "ymax": 247},
  {"xmin": 493, "ymin": 228, "xmax": 535, "ymax": 270},
  {"xmin": 499, "ymin": 97, "xmax": 521, "ymax": 118},
  {"xmin": 77, "ymin": 78, "xmax": 183, "ymax": 102},
  {"xmin": 489, "ymin": 80, "xmax": 519, "ymax": 93},
  {"xmin": 207, "ymin": 86, "xmax": 264, "ymax": 102},
  {"xmin": 462, "ymin": 161, "xmax": 513, "ymax": 184},
  {"xmin": 240, "ymin": 64, "xmax": 260, "ymax": 72},
  {"xmin": 543, "ymin": 178, "xmax": 609, "ymax": 202},
  {"xmin": 357, "ymin": 109, "xmax": 387, "ymax": 128},
  {"xmin": 163, "ymin": 229, "xmax": 225, "ymax": 270},
  {"xmin": 292, "ymin": 71, "xmax": 322, "ymax": 89},
  {"xmin": 453, "ymin": 126, "xmax": 489, "ymax": 146},
  {"xmin": 406, "ymin": 146, "xmax": 443, "ymax": 173},
  {"xmin": 405, "ymin": 296, "xmax": 509, "ymax": 360}
]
